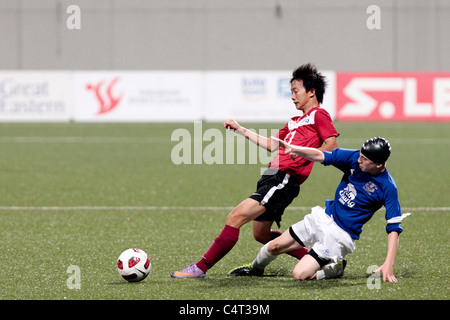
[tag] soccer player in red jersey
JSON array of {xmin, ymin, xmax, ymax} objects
[{"xmin": 171, "ymin": 63, "xmax": 339, "ymax": 278}]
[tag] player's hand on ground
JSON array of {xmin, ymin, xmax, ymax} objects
[{"xmin": 373, "ymin": 264, "xmax": 398, "ymax": 283}]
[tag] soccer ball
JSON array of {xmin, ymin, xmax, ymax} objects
[{"xmin": 117, "ymin": 248, "xmax": 151, "ymax": 282}]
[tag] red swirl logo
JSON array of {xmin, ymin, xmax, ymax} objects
[{"xmin": 86, "ymin": 77, "xmax": 123, "ymax": 115}]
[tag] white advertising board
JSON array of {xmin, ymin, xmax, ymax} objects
[
  {"xmin": 0, "ymin": 71, "xmax": 72, "ymax": 122},
  {"xmin": 0, "ymin": 70, "xmax": 337, "ymax": 122},
  {"xmin": 73, "ymin": 71, "xmax": 203, "ymax": 122},
  {"xmin": 203, "ymin": 71, "xmax": 336, "ymax": 122}
]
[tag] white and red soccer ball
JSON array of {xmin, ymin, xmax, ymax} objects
[{"xmin": 117, "ymin": 248, "xmax": 151, "ymax": 282}]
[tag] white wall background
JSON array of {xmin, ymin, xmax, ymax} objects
[{"xmin": 1, "ymin": 0, "xmax": 449, "ymax": 71}]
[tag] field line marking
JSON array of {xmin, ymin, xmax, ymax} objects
[
  {"xmin": 0, "ymin": 136, "xmax": 448, "ymax": 144},
  {"xmin": 0, "ymin": 206, "xmax": 447, "ymax": 211},
  {"xmin": 0, "ymin": 137, "xmax": 166, "ymax": 143},
  {"xmin": 0, "ymin": 206, "xmax": 235, "ymax": 211}
]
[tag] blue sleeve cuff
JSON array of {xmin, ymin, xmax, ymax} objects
[
  {"xmin": 322, "ymin": 151, "xmax": 332, "ymax": 166},
  {"xmin": 386, "ymin": 223, "xmax": 403, "ymax": 235}
]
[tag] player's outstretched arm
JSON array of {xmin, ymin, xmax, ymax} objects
[
  {"xmin": 271, "ymin": 137, "xmax": 325, "ymax": 163},
  {"xmin": 224, "ymin": 119, "xmax": 276, "ymax": 152},
  {"xmin": 373, "ymin": 231, "xmax": 399, "ymax": 283}
]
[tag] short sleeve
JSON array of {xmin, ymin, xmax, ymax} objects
[{"xmin": 314, "ymin": 108, "xmax": 339, "ymax": 141}]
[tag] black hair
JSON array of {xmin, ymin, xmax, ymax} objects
[{"xmin": 290, "ymin": 63, "xmax": 327, "ymax": 104}]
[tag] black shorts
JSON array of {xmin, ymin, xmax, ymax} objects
[{"xmin": 249, "ymin": 168, "xmax": 300, "ymax": 228}]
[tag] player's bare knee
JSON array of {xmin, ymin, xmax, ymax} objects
[
  {"xmin": 226, "ymin": 210, "xmax": 248, "ymax": 228},
  {"xmin": 267, "ymin": 240, "xmax": 282, "ymax": 255},
  {"xmin": 292, "ymin": 269, "xmax": 311, "ymax": 281}
]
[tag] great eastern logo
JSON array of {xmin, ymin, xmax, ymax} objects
[{"xmin": 86, "ymin": 77, "xmax": 124, "ymax": 115}]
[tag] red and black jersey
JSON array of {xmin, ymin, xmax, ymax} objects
[{"xmin": 269, "ymin": 106, "xmax": 339, "ymax": 184}]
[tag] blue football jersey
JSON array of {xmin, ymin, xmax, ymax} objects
[{"xmin": 322, "ymin": 148, "xmax": 403, "ymax": 240}]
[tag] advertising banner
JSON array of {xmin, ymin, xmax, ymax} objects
[
  {"xmin": 0, "ymin": 71, "xmax": 72, "ymax": 122},
  {"xmin": 203, "ymin": 71, "xmax": 336, "ymax": 122},
  {"xmin": 336, "ymin": 73, "xmax": 450, "ymax": 122},
  {"xmin": 2, "ymin": 70, "xmax": 449, "ymax": 123},
  {"xmin": 73, "ymin": 71, "xmax": 203, "ymax": 122}
]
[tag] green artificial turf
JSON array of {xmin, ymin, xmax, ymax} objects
[{"xmin": 0, "ymin": 122, "xmax": 448, "ymax": 301}]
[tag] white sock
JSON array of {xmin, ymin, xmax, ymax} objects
[
  {"xmin": 316, "ymin": 269, "xmax": 325, "ymax": 280},
  {"xmin": 252, "ymin": 241, "xmax": 278, "ymax": 270}
]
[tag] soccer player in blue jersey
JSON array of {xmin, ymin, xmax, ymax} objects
[{"xmin": 229, "ymin": 137, "xmax": 410, "ymax": 282}]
